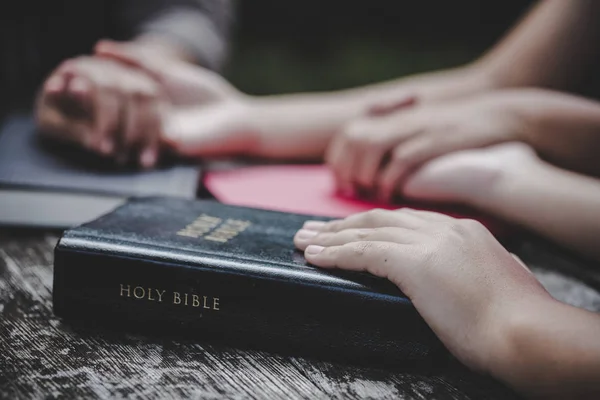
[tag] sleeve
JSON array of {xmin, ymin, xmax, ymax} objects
[{"xmin": 116, "ymin": 0, "xmax": 234, "ymax": 71}]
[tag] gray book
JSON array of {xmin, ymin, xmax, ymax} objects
[{"xmin": 0, "ymin": 113, "xmax": 200, "ymax": 228}]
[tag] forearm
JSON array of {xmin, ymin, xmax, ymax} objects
[
  {"xmin": 471, "ymin": 157, "xmax": 600, "ymax": 262},
  {"xmin": 476, "ymin": 0, "xmax": 600, "ymax": 91},
  {"xmin": 518, "ymin": 90, "xmax": 600, "ymax": 176},
  {"xmin": 476, "ymin": 88, "xmax": 600, "ymax": 176},
  {"xmin": 494, "ymin": 297, "xmax": 600, "ymax": 399},
  {"xmin": 243, "ymin": 66, "xmax": 494, "ymax": 160}
]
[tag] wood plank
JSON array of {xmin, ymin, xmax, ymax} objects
[{"xmin": 3, "ymin": 229, "xmax": 598, "ymax": 399}]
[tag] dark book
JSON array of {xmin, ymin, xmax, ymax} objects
[
  {"xmin": 0, "ymin": 113, "xmax": 200, "ymax": 228},
  {"xmin": 53, "ymin": 197, "xmax": 447, "ymax": 365}
]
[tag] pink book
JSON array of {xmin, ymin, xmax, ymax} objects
[{"xmin": 204, "ymin": 164, "xmax": 513, "ymax": 238}]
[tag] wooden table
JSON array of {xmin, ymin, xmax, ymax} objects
[{"xmin": 1, "ymin": 227, "xmax": 599, "ymax": 399}]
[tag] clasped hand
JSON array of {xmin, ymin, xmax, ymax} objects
[
  {"xmin": 326, "ymin": 92, "xmax": 528, "ymax": 202},
  {"xmin": 35, "ymin": 40, "xmax": 239, "ymax": 168}
]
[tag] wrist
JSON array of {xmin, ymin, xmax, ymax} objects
[
  {"xmin": 462, "ymin": 62, "xmax": 501, "ymax": 93},
  {"xmin": 462, "ymin": 142, "xmax": 543, "ymax": 214},
  {"xmin": 486, "ymin": 294, "xmax": 600, "ymax": 399},
  {"xmin": 234, "ymin": 96, "xmax": 266, "ymax": 155},
  {"xmin": 405, "ymin": 64, "xmax": 497, "ymax": 104},
  {"xmin": 483, "ymin": 293, "xmax": 555, "ymax": 378},
  {"xmin": 471, "ymin": 52, "xmax": 517, "ymax": 92}
]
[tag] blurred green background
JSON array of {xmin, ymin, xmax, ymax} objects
[{"xmin": 223, "ymin": 0, "xmax": 536, "ymax": 95}]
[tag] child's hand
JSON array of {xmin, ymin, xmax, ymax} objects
[
  {"xmin": 326, "ymin": 92, "xmax": 527, "ymax": 202},
  {"xmin": 402, "ymin": 142, "xmax": 539, "ymax": 206},
  {"xmin": 36, "ymin": 56, "xmax": 164, "ymax": 168},
  {"xmin": 294, "ymin": 208, "xmax": 552, "ymax": 376}
]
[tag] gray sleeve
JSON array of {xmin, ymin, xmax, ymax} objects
[{"xmin": 117, "ymin": 0, "xmax": 234, "ymax": 71}]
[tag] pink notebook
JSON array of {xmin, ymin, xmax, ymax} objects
[{"xmin": 203, "ymin": 164, "xmax": 511, "ymax": 238}]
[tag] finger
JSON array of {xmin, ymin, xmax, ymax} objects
[
  {"xmin": 36, "ymin": 104, "xmax": 92, "ymax": 143},
  {"xmin": 306, "ymin": 208, "xmax": 425, "ymax": 233},
  {"xmin": 354, "ymin": 143, "xmax": 388, "ymax": 191},
  {"xmin": 294, "ymin": 227, "xmax": 415, "ymax": 251},
  {"xmin": 66, "ymin": 76, "xmax": 91, "ymax": 104},
  {"xmin": 37, "ymin": 75, "xmax": 67, "ymax": 130},
  {"xmin": 93, "ymin": 89, "xmax": 121, "ymax": 156},
  {"xmin": 380, "ymin": 132, "xmax": 496, "ymax": 201},
  {"xmin": 325, "ymin": 134, "xmax": 355, "ymax": 196},
  {"xmin": 302, "ymin": 220, "xmax": 328, "ymax": 231},
  {"xmin": 37, "ymin": 74, "xmax": 92, "ymax": 142},
  {"xmin": 377, "ymin": 149, "xmax": 409, "ymax": 203},
  {"xmin": 377, "ymin": 136, "xmax": 437, "ymax": 203},
  {"xmin": 367, "ymin": 95, "xmax": 417, "ymax": 118},
  {"xmin": 64, "ymin": 75, "xmax": 94, "ymax": 121},
  {"xmin": 138, "ymin": 98, "xmax": 162, "ymax": 168},
  {"xmin": 44, "ymin": 74, "xmax": 67, "ymax": 97},
  {"xmin": 122, "ymin": 94, "xmax": 145, "ymax": 163},
  {"xmin": 304, "ymin": 241, "xmax": 406, "ymax": 282},
  {"xmin": 348, "ymin": 118, "xmax": 420, "ymax": 191},
  {"xmin": 332, "ymin": 121, "xmax": 372, "ymax": 194},
  {"xmin": 348, "ymin": 134, "xmax": 366, "ymax": 194}
]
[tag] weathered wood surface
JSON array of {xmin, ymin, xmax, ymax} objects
[{"xmin": 1, "ymin": 228, "xmax": 599, "ymax": 400}]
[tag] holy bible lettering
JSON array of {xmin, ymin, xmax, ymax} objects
[
  {"xmin": 119, "ymin": 284, "xmax": 220, "ymax": 310},
  {"xmin": 176, "ymin": 213, "xmax": 251, "ymax": 243}
]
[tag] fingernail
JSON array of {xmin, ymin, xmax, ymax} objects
[
  {"xmin": 140, "ymin": 149, "xmax": 157, "ymax": 168},
  {"xmin": 305, "ymin": 245, "xmax": 324, "ymax": 255},
  {"xmin": 303, "ymin": 221, "xmax": 326, "ymax": 230},
  {"xmin": 296, "ymin": 229, "xmax": 318, "ymax": 240}
]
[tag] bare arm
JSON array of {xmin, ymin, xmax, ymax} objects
[
  {"xmin": 192, "ymin": 0, "xmax": 600, "ymax": 161},
  {"xmin": 516, "ymin": 90, "xmax": 600, "ymax": 176},
  {"xmin": 495, "ymin": 297, "xmax": 600, "ymax": 400},
  {"xmin": 246, "ymin": 0, "xmax": 600, "ymax": 157},
  {"xmin": 236, "ymin": 66, "xmax": 493, "ymax": 160},
  {"xmin": 293, "ymin": 208, "xmax": 600, "ymax": 399},
  {"xmin": 477, "ymin": 0, "xmax": 600, "ymax": 91},
  {"xmin": 471, "ymin": 149, "xmax": 600, "ymax": 262}
]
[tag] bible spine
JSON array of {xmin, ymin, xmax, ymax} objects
[{"xmin": 53, "ymin": 238, "xmax": 444, "ymax": 365}]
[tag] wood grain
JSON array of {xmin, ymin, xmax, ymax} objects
[{"xmin": 1, "ymin": 229, "xmax": 598, "ymax": 399}]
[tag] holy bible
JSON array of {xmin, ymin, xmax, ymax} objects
[{"xmin": 53, "ymin": 197, "xmax": 446, "ymax": 364}]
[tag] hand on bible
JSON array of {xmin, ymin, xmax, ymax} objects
[
  {"xmin": 293, "ymin": 208, "xmax": 552, "ymax": 377},
  {"xmin": 326, "ymin": 91, "xmax": 527, "ymax": 202},
  {"xmin": 36, "ymin": 56, "xmax": 164, "ymax": 168}
]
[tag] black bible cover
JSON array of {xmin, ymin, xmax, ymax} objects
[{"xmin": 53, "ymin": 197, "xmax": 446, "ymax": 364}]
